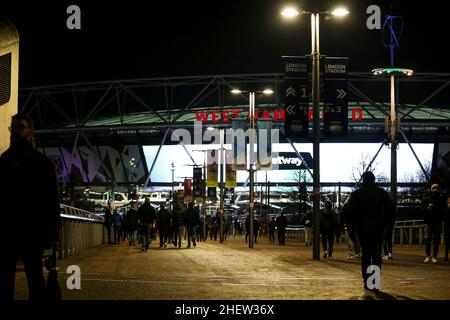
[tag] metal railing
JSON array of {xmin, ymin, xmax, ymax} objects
[
  {"xmin": 283, "ymin": 220, "xmax": 445, "ymax": 246},
  {"xmin": 393, "ymin": 220, "xmax": 425, "ymax": 246},
  {"xmin": 58, "ymin": 204, "xmax": 106, "ymax": 259},
  {"xmin": 393, "ymin": 219, "xmax": 446, "ymax": 246}
]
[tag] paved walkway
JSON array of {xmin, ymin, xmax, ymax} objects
[{"xmin": 13, "ymin": 236, "xmax": 450, "ymax": 300}]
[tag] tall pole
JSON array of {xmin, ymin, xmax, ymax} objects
[
  {"xmin": 260, "ymin": 177, "xmax": 263, "ymax": 218},
  {"xmin": 311, "ymin": 13, "xmax": 321, "ymax": 260},
  {"xmin": 203, "ymin": 152, "xmax": 207, "ymax": 241},
  {"xmin": 265, "ymin": 171, "xmax": 268, "ymax": 206},
  {"xmin": 171, "ymin": 162, "xmax": 175, "ymax": 210},
  {"xmin": 249, "ymin": 92, "xmax": 255, "ymax": 248},
  {"xmin": 390, "ymin": 75, "xmax": 397, "ymax": 212},
  {"xmin": 338, "ymin": 182, "xmax": 341, "ymax": 211},
  {"xmin": 219, "ymin": 129, "xmax": 225, "ymax": 243}
]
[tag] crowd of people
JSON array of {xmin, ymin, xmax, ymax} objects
[
  {"xmin": 103, "ymin": 199, "xmax": 294, "ymax": 249},
  {"xmin": 104, "ymin": 199, "xmax": 202, "ymax": 251},
  {"xmin": 104, "ymin": 181, "xmax": 449, "ymax": 267}
]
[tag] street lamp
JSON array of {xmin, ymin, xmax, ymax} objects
[
  {"xmin": 281, "ymin": 5, "xmax": 349, "ymax": 260},
  {"xmin": 171, "ymin": 162, "xmax": 175, "ymax": 210},
  {"xmin": 129, "ymin": 158, "xmax": 137, "ymax": 198},
  {"xmin": 372, "ymin": 67, "xmax": 413, "ymax": 214},
  {"xmin": 231, "ymin": 88, "xmax": 273, "ymax": 248}
]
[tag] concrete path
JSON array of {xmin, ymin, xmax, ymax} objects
[{"xmin": 13, "ymin": 236, "xmax": 450, "ymax": 300}]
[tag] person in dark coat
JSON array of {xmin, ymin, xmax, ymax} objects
[
  {"xmin": 137, "ymin": 197, "xmax": 156, "ymax": 252},
  {"xmin": 276, "ymin": 212, "xmax": 288, "ymax": 245},
  {"xmin": 345, "ymin": 171, "xmax": 395, "ymax": 291},
  {"xmin": 172, "ymin": 203, "xmax": 184, "ymax": 248},
  {"xmin": 104, "ymin": 204, "xmax": 113, "ymax": 244},
  {"xmin": 421, "ymin": 184, "xmax": 446, "ymax": 263},
  {"xmin": 156, "ymin": 204, "xmax": 171, "ymax": 247},
  {"xmin": 124, "ymin": 202, "xmax": 139, "ymax": 246},
  {"xmin": 268, "ymin": 217, "xmax": 276, "ymax": 244},
  {"xmin": 111, "ymin": 209, "xmax": 122, "ymax": 244},
  {"xmin": 0, "ymin": 114, "xmax": 61, "ymax": 301},
  {"xmin": 184, "ymin": 202, "xmax": 200, "ymax": 247},
  {"xmin": 320, "ymin": 201, "xmax": 338, "ymax": 258},
  {"xmin": 253, "ymin": 217, "xmax": 260, "ymax": 243}
]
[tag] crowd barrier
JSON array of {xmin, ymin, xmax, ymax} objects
[
  {"xmin": 283, "ymin": 220, "xmax": 446, "ymax": 246},
  {"xmin": 58, "ymin": 204, "xmax": 105, "ymax": 259}
]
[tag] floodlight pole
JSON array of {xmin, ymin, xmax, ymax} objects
[
  {"xmin": 220, "ymin": 129, "xmax": 225, "ymax": 243},
  {"xmin": 171, "ymin": 162, "xmax": 175, "ymax": 210},
  {"xmin": 390, "ymin": 74, "xmax": 397, "ymax": 211},
  {"xmin": 203, "ymin": 152, "xmax": 207, "ymax": 241},
  {"xmin": 311, "ymin": 12, "xmax": 321, "ymax": 260},
  {"xmin": 249, "ymin": 92, "xmax": 256, "ymax": 249}
]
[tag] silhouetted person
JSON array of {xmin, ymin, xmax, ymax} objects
[
  {"xmin": 156, "ymin": 204, "xmax": 171, "ymax": 247},
  {"xmin": 0, "ymin": 114, "xmax": 61, "ymax": 300},
  {"xmin": 111, "ymin": 209, "xmax": 122, "ymax": 244},
  {"xmin": 320, "ymin": 201, "xmax": 338, "ymax": 259},
  {"xmin": 345, "ymin": 171, "xmax": 395, "ymax": 291},
  {"xmin": 268, "ymin": 217, "xmax": 276, "ymax": 244},
  {"xmin": 253, "ymin": 217, "xmax": 260, "ymax": 243},
  {"xmin": 137, "ymin": 197, "xmax": 156, "ymax": 252},
  {"xmin": 104, "ymin": 204, "xmax": 113, "ymax": 244},
  {"xmin": 276, "ymin": 212, "xmax": 288, "ymax": 245},
  {"xmin": 172, "ymin": 203, "xmax": 184, "ymax": 248},
  {"xmin": 421, "ymin": 184, "xmax": 446, "ymax": 263},
  {"xmin": 184, "ymin": 202, "xmax": 200, "ymax": 247},
  {"xmin": 124, "ymin": 202, "xmax": 139, "ymax": 246}
]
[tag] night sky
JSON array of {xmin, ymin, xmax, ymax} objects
[{"xmin": 1, "ymin": 0, "xmax": 449, "ymax": 88}]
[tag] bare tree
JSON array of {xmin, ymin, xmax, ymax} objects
[
  {"xmin": 289, "ymin": 169, "xmax": 312, "ymax": 216},
  {"xmin": 399, "ymin": 160, "xmax": 432, "ymax": 203},
  {"xmin": 349, "ymin": 152, "xmax": 388, "ymax": 187}
]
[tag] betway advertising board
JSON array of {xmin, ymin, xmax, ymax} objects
[{"xmin": 272, "ymin": 152, "xmax": 312, "ymax": 170}]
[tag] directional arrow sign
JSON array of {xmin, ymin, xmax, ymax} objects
[
  {"xmin": 286, "ymin": 105, "xmax": 296, "ymax": 115},
  {"xmin": 282, "ymin": 56, "xmax": 309, "ymax": 139},
  {"xmin": 323, "ymin": 58, "xmax": 349, "ymax": 137},
  {"xmin": 285, "ymin": 87, "xmax": 296, "ymax": 97},
  {"xmin": 336, "ymin": 89, "xmax": 346, "ymax": 99}
]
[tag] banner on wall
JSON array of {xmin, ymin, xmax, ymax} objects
[
  {"xmin": 207, "ymin": 149, "xmax": 218, "ymax": 187},
  {"xmin": 225, "ymin": 151, "xmax": 237, "ymax": 188},
  {"xmin": 40, "ymin": 145, "xmax": 147, "ymax": 184},
  {"xmin": 207, "ymin": 187, "xmax": 217, "ymax": 200},
  {"xmin": 193, "ymin": 167, "xmax": 204, "ymax": 198},
  {"xmin": 184, "ymin": 179, "xmax": 192, "ymax": 198}
]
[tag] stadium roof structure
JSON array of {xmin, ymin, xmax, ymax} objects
[{"xmin": 19, "ymin": 72, "xmax": 450, "ymax": 147}]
